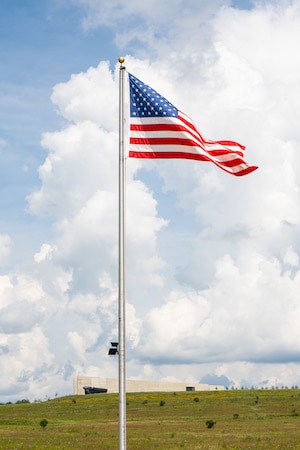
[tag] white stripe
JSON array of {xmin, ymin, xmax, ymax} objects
[
  {"xmin": 131, "ymin": 115, "xmax": 245, "ymax": 154},
  {"xmin": 130, "ymin": 131, "xmax": 245, "ymax": 158},
  {"xmin": 130, "ymin": 143, "xmax": 243, "ymax": 164},
  {"xmin": 130, "ymin": 116, "xmax": 182, "ymax": 125},
  {"xmin": 130, "ymin": 130, "xmax": 201, "ymax": 145},
  {"xmin": 130, "ymin": 144, "xmax": 248, "ymax": 174},
  {"xmin": 131, "ymin": 114, "xmax": 200, "ymax": 138},
  {"xmin": 130, "ymin": 143, "xmax": 208, "ymax": 156}
]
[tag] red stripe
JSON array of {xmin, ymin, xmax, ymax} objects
[
  {"xmin": 217, "ymin": 156, "xmax": 248, "ymax": 168},
  {"xmin": 130, "ymin": 137, "xmax": 244, "ymax": 157},
  {"xmin": 129, "ymin": 112, "xmax": 257, "ymax": 176},
  {"xmin": 129, "ymin": 149, "xmax": 247, "ymax": 167},
  {"xmin": 178, "ymin": 113, "xmax": 200, "ymax": 136},
  {"xmin": 208, "ymin": 149, "xmax": 244, "ymax": 157},
  {"xmin": 129, "ymin": 151, "xmax": 210, "ymax": 162},
  {"xmin": 178, "ymin": 114, "xmax": 206, "ymax": 144},
  {"xmin": 180, "ymin": 113, "xmax": 246, "ymax": 151},
  {"xmin": 130, "ymin": 122, "xmax": 203, "ymax": 146},
  {"xmin": 130, "ymin": 137, "xmax": 200, "ymax": 147},
  {"xmin": 130, "ymin": 123, "xmax": 187, "ymax": 132},
  {"xmin": 215, "ymin": 140, "xmax": 246, "ymax": 150},
  {"xmin": 208, "ymin": 160, "xmax": 258, "ymax": 176},
  {"xmin": 130, "ymin": 122, "xmax": 245, "ymax": 152},
  {"xmin": 233, "ymin": 166, "xmax": 258, "ymax": 176},
  {"xmin": 129, "ymin": 151, "xmax": 258, "ymax": 176}
]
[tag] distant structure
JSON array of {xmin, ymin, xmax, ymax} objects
[{"xmin": 73, "ymin": 376, "xmax": 225, "ymax": 395}]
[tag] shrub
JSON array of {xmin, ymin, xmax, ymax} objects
[
  {"xmin": 233, "ymin": 413, "xmax": 239, "ymax": 419},
  {"xmin": 40, "ymin": 419, "xmax": 48, "ymax": 428},
  {"xmin": 205, "ymin": 419, "xmax": 216, "ymax": 428},
  {"xmin": 193, "ymin": 397, "xmax": 200, "ymax": 402},
  {"xmin": 159, "ymin": 400, "xmax": 165, "ymax": 406}
]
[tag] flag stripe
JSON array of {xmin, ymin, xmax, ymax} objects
[
  {"xmin": 130, "ymin": 121, "xmax": 248, "ymax": 159},
  {"xmin": 130, "ymin": 116, "xmax": 246, "ymax": 157},
  {"xmin": 129, "ymin": 145, "xmax": 249, "ymax": 167},
  {"xmin": 129, "ymin": 150, "xmax": 257, "ymax": 176},
  {"xmin": 130, "ymin": 130, "xmax": 246, "ymax": 158},
  {"xmin": 178, "ymin": 112, "xmax": 246, "ymax": 151},
  {"xmin": 128, "ymin": 73, "xmax": 258, "ymax": 177},
  {"xmin": 129, "ymin": 150, "xmax": 210, "ymax": 161}
]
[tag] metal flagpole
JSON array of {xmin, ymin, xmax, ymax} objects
[{"xmin": 118, "ymin": 56, "xmax": 126, "ymax": 450}]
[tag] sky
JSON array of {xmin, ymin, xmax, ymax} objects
[{"xmin": 0, "ymin": 0, "xmax": 300, "ymax": 402}]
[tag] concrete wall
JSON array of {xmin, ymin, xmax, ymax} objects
[{"xmin": 73, "ymin": 376, "xmax": 224, "ymax": 395}]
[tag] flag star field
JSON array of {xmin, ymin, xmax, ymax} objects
[{"xmin": 130, "ymin": 74, "xmax": 178, "ymax": 117}]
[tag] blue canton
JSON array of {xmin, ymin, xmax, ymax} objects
[{"xmin": 129, "ymin": 73, "xmax": 178, "ymax": 118}]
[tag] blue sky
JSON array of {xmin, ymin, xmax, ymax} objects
[
  {"xmin": 0, "ymin": 0, "xmax": 119, "ymax": 266},
  {"xmin": 1, "ymin": 0, "xmax": 300, "ymax": 402}
]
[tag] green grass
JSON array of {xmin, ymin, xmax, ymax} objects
[{"xmin": 0, "ymin": 389, "xmax": 300, "ymax": 448}]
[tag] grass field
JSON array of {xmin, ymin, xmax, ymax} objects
[{"xmin": 0, "ymin": 389, "xmax": 300, "ymax": 449}]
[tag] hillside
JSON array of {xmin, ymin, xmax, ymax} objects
[{"xmin": 0, "ymin": 389, "xmax": 299, "ymax": 449}]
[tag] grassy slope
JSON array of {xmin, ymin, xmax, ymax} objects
[{"xmin": 0, "ymin": 390, "xmax": 300, "ymax": 449}]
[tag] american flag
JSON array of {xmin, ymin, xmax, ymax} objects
[{"xmin": 128, "ymin": 73, "xmax": 258, "ymax": 176}]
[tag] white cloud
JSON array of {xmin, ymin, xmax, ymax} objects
[
  {"xmin": 78, "ymin": 0, "xmax": 228, "ymax": 32},
  {"xmin": 27, "ymin": 120, "xmax": 118, "ymax": 219},
  {"xmin": 0, "ymin": 234, "xmax": 12, "ymax": 264},
  {"xmin": 138, "ymin": 252, "xmax": 300, "ymax": 364},
  {"xmin": 0, "ymin": 326, "xmax": 54, "ymax": 399},
  {"xmin": 2, "ymin": 0, "xmax": 300, "ymax": 402},
  {"xmin": 284, "ymin": 246, "xmax": 299, "ymax": 267},
  {"xmin": 34, "ymin": 243, "xmax": 54, "ymax": 263},
  {"xmin": 51, "ymin": 61, "xmax": 118, "ymax": 130},
  {"xmin": 0, "ymin": 273, "xmax": 46, "ymax": 334}
]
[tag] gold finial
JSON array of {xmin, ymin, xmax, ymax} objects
[{"xmin": 118, "ymin": 57, "xmax": 125, "ymax": 65}]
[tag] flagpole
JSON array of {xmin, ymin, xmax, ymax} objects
[{"xmin": 118, "ymin": 56, "xmax": 126, "ymax": 450}]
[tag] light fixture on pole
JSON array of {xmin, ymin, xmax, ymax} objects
[{"xmin": 108, "ymin": 342, "xmax": 119, "ymax": 356}]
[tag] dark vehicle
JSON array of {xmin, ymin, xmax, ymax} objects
[{"xmin": 83, "ymin": 386, "xmax": 108, "ymax": 394}]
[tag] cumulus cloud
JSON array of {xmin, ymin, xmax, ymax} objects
[
  {"xmin": 51, "ymin": 61, "xmax": 118, "ymax": 130},
  {"xmin": 1, "ymin": 0, "xmax": 300, "ymax": 401},
  {"xmin": 0, "ymin": 234, "xmax": 12, "ymax": 264},
  {"xmin": 128, "ymin": 0, "xmax": 300, "ymax": 387},
  {"xmin": 34, "ymin": 243, "xmax": 54, "ymax": 263},
  {"xmin": 138, "ymin": 251, "xmax": 300, "ymax": 364}
]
